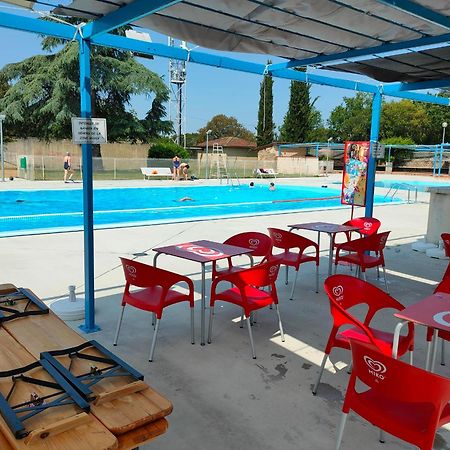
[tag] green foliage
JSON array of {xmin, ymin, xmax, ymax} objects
[
  {"xmin": 185, "ymin": 132, "xmax": 200, "ymax": 148},
  {"xmin": 0, "ymin": 21, "xmax": 170, "ymax": 146},
  {"xmin": 256, "ymin": 63, "xmax": 275, "ymax": 146},
  {"xmin": 198, "ymin": 115, "xmax": 254, "ymax": 142},
  {"xmin": 148, "ymin": 138, "xmax": 190, "ymax": 159},
  {"xmin": 381, "ymin": 137, "xmax": 415, "ymax": 167},
  {"xmin": 419, "ymin": 92, "xmax": 450, "ymax": 144},
  {"xmin": 328, "ymin": 93, "xmax": 372, "ymax": 142},
  {"xmin": 279, "ymin": 70, "xmax": 313, "ymax": 143}
]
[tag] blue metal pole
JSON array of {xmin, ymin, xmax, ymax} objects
[
  {"xmin": 438, "ymin": 143, "xmax": 444, "ymax": 177},
  {"xmin": 78, "ymin": 38, "xmax": 100, "ymax": 333},
  {"xmin": 365, "ymin": 90, "xmax": 382, "ymax": 218},
  {"xmin": 433, "ymin": 147, "xmax": 437, "ymax": 176}
]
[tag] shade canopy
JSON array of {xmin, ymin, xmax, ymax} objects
[{"xmin": 51, "ymin": 0, "xmax": 450, "ymax": 83}]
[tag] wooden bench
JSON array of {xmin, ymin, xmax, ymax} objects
[
  {"xmin": 141, "ymin": 167, "xmax": 173, "ymax": 179},
  {"xmin": 255, "ymin": 168, "xmax": 278, "ymax": 178}
]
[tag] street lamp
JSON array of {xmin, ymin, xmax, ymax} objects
[
  {"xmin": 0, "ymin": 114, "xmax": 5, "ymax": 182},
  {"xmin": 443, "ymin": 122, "xmax": 448, "ymax": 144},
  {"xmin": 205, "ymin": 129, "xmax": 212, "ymax": 179}
]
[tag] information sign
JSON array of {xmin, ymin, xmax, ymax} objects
[{"xmin": 71, "ymin": 118, "xmax": 107, "ymax": 144}]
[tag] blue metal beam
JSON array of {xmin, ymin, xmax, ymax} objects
[
  {"xmin": 384, "ymin": 78, "xmax": 450, "ymax": 93},
  {"xmin": 376, "ymin": 0, "xmax": 450, "ymax": 30},
  {"xmin": 78, "ymin": 38, "xmax": 100, "ymax": 334},
  {"xmin": 365, "ymin": 91, "xmax": 382, "ymax": 218},
  {"xmin": 83, "ymin": 0, "xmax": 182, "ymax": 39},
  {"xmin": 268, "ymin": 33, "xmax": 450, "ymax": 71},
  {"xmin": 382, "ymin": 89, "xmax": 450, "ymax": 105},
  {"xmin": 0, "ymin": 11, "xmax": 75, "ymax": 40}
]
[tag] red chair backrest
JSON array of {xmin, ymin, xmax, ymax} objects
[
  {"xmin": 345, "ymin": 217, "xmax": 381, "ymax": 237},
  {"xmin": 223, "ymin": 232, "xmax": 272, "ymax": 258},
  {"xmin": 435, "ymin": 276, "xmax": 450, "ymax": 294},
  {"xmin": 442, "ymin": 233, "xmax": 450, "ymax": 258},
  {"xmin": 120, "ymin": 257, "xmax": 180, "ymax": 289},
  {"xmin": 324, "ymin": 274, "xmax": 407, "ymax": 352},
  {"xmin": 268, "ymin": 227, "xmax": 315, "ymax": 252},
  {"xmin": 236, "ymin": 260, "xmax": 281, "ymax": 288},
  {"xmin": 342, "ymin": 231, "xmax": 390, "ymax": 253},
  {"xmin": 349, "ymin": 340, "xmax": 450, "ymax": 411}
]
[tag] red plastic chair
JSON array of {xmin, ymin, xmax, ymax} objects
[
  {"xmin": 335, "ymin": 340, "xmax": 450, "ymax": 450},
  {"xmin": 426, "ymin": 276, "xmax": 450, "ymax": 368},
  {"xmin": 211, "ymin": 232, "xmax": 272, "ymax": 279},
  {"xmin": 268, "ymin": 227, "xmax": 319, "ymax": 300},
  {"xmin": 332, "ymin": 216, "xmax": 381, "ymax": 248},
  {"xmin": 442, "ymin": 233, "xmax": 450, "ymax": 279},
  {"xmin": 115, "ymin": 257, "xmax": 195, "ymax": 362},
  {"xmin": 312, "ymin": 274, "xmax": 414, "ymax": 395},
  {"xmin": 208, "ymin": 260, "xmax": 284, "ymax": 359},
  {"xmin": 334, "ymin": 231, "xmax": 390, "ymax": 292}
]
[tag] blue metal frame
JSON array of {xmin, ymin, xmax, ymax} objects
[
  {"xmin": 365, "ymin": 91, "xmax": 382, "ymax": 218},
  {"xmin": 0, "ymin": 287, "xmax": 49, "ymax": 323},
  {"xmin": 384, "ymin": 77, "xmax": 450, "ymax": 93},
  {"xmin": 269, "ymin": 33, "xmax": 450, "ymax": 72},
  {"xmin": 83, "ymin": 0, "xmax": 182, "ymax": 39},
  {"xmin": 78, "ymin": 38, "xmax": 100, "ymax": 334},
  {"xmin": 375, "ymin": 0, "xmax": 450, "ymax": 30}
]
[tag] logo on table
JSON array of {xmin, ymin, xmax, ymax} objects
[
  {"xmin": 176, "ymin": 244, "xmax": 224, "ymax": 258},
  {"xmin": 364, "ymin": 355, "xmax": 386, "ymax": 380},
  {"xmin": 332, "ymin": 285, "xmax": 344, "ymax": 301},
  {"xmin": 248, "ymin": 238, "xmax": 260, "ymax": 248},
  {"xmin": 433, "ymin": 310, "xmax": 450, "ymax": 328},
  {"xmin": 125, "ymin": 264, "xmax": 137, "ymax": 278}
]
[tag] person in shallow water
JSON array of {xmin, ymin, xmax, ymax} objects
[
  {"xmin": 177, "ymin": 197, "xmax": 194, "ymax": 202},
  {"xmin": 269, "ymin": 182, "xmax": 276, "ymax": 191}
]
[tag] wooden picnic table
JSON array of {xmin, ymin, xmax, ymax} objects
[{"xmin": 0, "ymin": 284, "xmax": 172, "ymax": 449}]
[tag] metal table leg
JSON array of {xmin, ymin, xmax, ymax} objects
[
  {"xmin": 201, "ymin": 262, "xmax": 206, "ymax": 346},
  {"xmin": 392, "ymin": 321, "xmax": 408, "ymax": 359},
  {"xmin": 327, "ymin": 232, "xmax": 334, "ymax": 277},
  {"xmin": 430, "ymin": 328, "xmax": 439, "ymax": 373}
]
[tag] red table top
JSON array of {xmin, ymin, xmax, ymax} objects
[
  {"xmin": 394, "ymin": 292, "xmax": 450, "ymax": 333},
  {"xmin": 288, "ymin": 222, "xmax": 361, "ymax": 234},
  {"xmin": 153, "ymin": 240, "xmax": 253, "ymax": 263}
]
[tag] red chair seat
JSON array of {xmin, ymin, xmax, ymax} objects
[
  {"xmin": 336, "ymin": 252, "xmax": 381, "ymax": 269},
  {"xmin": 213, "ymin": 286, "xmax": 274, "ymax": 315},
  {"xmin": 271, "ymin": 251, "xmax": 317, "ymax": 268},
  {"xmin": 124, "ymin": 287, "xmax": 191, "ymax": 317}
]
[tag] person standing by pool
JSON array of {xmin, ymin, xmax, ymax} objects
[
  {"xmin": 172, "ymin": 155, "xmax": 181, "ymax": 180},
  {"xmin": 180, "ymin": 163, "xmax": 190, "ymax": 181},
  {"xmin": 63, "ymin": 152, "xmax": 74, "ymax": 183}
]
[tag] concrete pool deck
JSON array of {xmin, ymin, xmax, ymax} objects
[{"xmin": 1, "ymin": 175, "xmax": 449, "ymax": 449}]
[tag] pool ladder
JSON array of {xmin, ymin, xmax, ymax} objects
[{"xmin": 384, "ymin": 183, "xmax": 418, "ymax": 203}]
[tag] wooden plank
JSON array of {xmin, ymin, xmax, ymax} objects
[
  {"xmin": 1, "ymin": 286, "xmax": 172, "ymax": 435},
  {"xmin": 117, "ymin": 419, "xmax": 168, "ymax": 450},
  {"xmin": 0, "ymin": 330, "xmax": 118, "ymax": 450}
]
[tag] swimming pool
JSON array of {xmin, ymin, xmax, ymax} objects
[
  {"xmin": 0, "ymin": 184, "xmax": 399, "ymax": 236},
  {"xmin": 374, "ymin": 179, "xmax": 450, "ymax": 191}
]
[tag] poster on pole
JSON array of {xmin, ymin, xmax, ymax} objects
[{"xmin": 341, "ymin": 141, "xmax": 370, "ymax": 207}]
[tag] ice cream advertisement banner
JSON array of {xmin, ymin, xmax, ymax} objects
[{"xmin": 341, "ymin": 141, "xmax": 370, "ymax": 207}]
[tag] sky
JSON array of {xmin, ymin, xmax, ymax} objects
[{"xmin": 0, "ymin": 6, "xmax": 372, "ymax": 136}]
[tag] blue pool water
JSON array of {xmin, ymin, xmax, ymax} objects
[
  {"xmin": 374, "ymin": 179, "xmax": 450, "ymax": 191},
  {"xmin": 0, "ymin": 184, "xmax": 399, "ymax": 236}
]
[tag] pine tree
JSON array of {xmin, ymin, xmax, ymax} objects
[
  {"xmin": 280, "ymin": 73, "xmax": 312, "ymax": 143},
  {"xmin": 256, "ymin": 64, "xmax": 275, "ymax": 147}
]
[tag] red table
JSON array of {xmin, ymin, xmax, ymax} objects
[
  {"xmin": 153, "ymin": 240, "xmax": 253, "ymax": 345},
  {"xmin": 287, "ymin": 222, "xmax": 362, "ymax": 276},
  {"xmin": 392, "ymin": 292, "xmax": 450, "ymax": 372}
]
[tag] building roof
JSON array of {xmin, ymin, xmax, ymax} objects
[{"xmin": 196, "ymin": 137, "xmax": 256, "ymax": 149}]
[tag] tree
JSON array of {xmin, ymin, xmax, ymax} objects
[
  {"xmin": 279, "ymin": 71, "xmax": 312, "ymax": 143},
  {"xmin": 197, "ymin": 115, "xmax": 254, "ymax": 142},
  {"xmin": 328, "ymin": 93, "xmax": 372, "ymax": 142},
  {"xmin": 148, "ymin": 138, "xmax": 190, "ymax": 159},
  {"xmin": 0, "ymin": 74, "xmax": 8, "ymax": 100},
  {"xmin": 0, "ymin": 24, "xmax": 170, "ymax": 150},
  {"xmin": 420, "ymin": 91, "xmax": 450, "ymax": 144},
  {"xmin": 140, "ymin": 95, "xmax": 173, "ymax": 141},
  {"xmin": 306, "ymin": 106, "xmax": 329, "ymax": 142},
  {"xmin": 256, "ymin": 63, "xmax": 275, "ymax": 146}
]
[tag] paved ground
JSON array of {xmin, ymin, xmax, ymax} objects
[{"xmin": 1, "ymin": 175, "xmax": 449, "ymax": 449}]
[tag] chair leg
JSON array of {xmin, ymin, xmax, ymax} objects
[
  {"xmin": 275, "ymin": 304, "xmax": 285, "ymax": 342},
  {"xmin": 240, "ymin": 311, "xmax": 244, "ymax": 328},
  {"xmin": 382, "ymin": 266, "xmax": 389, "ymax": 293},
  {"xmin": 190, "ymin": 307, "xmax": 195, "ymax": 345},
  {"xmin": 315, "ymin": 265, "xmax": 319, "ymax": 293},
  {"xmin": 285, "ymin": 265, "xmax": 289, "ymax": 285},
  {"xmin": 334, "ymin": 412, "xmax": 348, "ymax": 450},
  {"xmin": 246, "ymin": 316, "xmax": 256, "ymax": 359},
  {"xmin": 312, "ymin": 353, "xmax": 328, "ymax": 395},
  {"xmin": 289, "ymin": 269, "xmax": 300, "ymax": 301},
  {"xmin": 377, "ymin": 266, "xmax": 380, "ymax": 279},
  {"xmin": 113, "ymin": 305, "xmax": 126, "ymax": 346},
  {"xmin": 207, "ymin": 306, "xmax": 214, "ymax": 343},
  {"xmin": 425, "ymin": 341, "xmax": 432, "ymax": 370},
  {"xmin": 441, "ymin": 338, "xmax": 446, "ymax": 366},
  {"xmin": 409, "ymin": 349, "xmax": 414, "ymax": 365},
  {"xmin": 379, "ymin": 429, "xmax": 385, "ymax": 443},
  {"xmin": 152, "ymin": 312, "xmax": 155, "ymax": 328},
  {"xmin": 148, "ymin": 319, "xmax": 160, "ymax": 362},
  {"xmin": 346, "ymin": 362, "xmax": 352, "ymax": 374}
]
